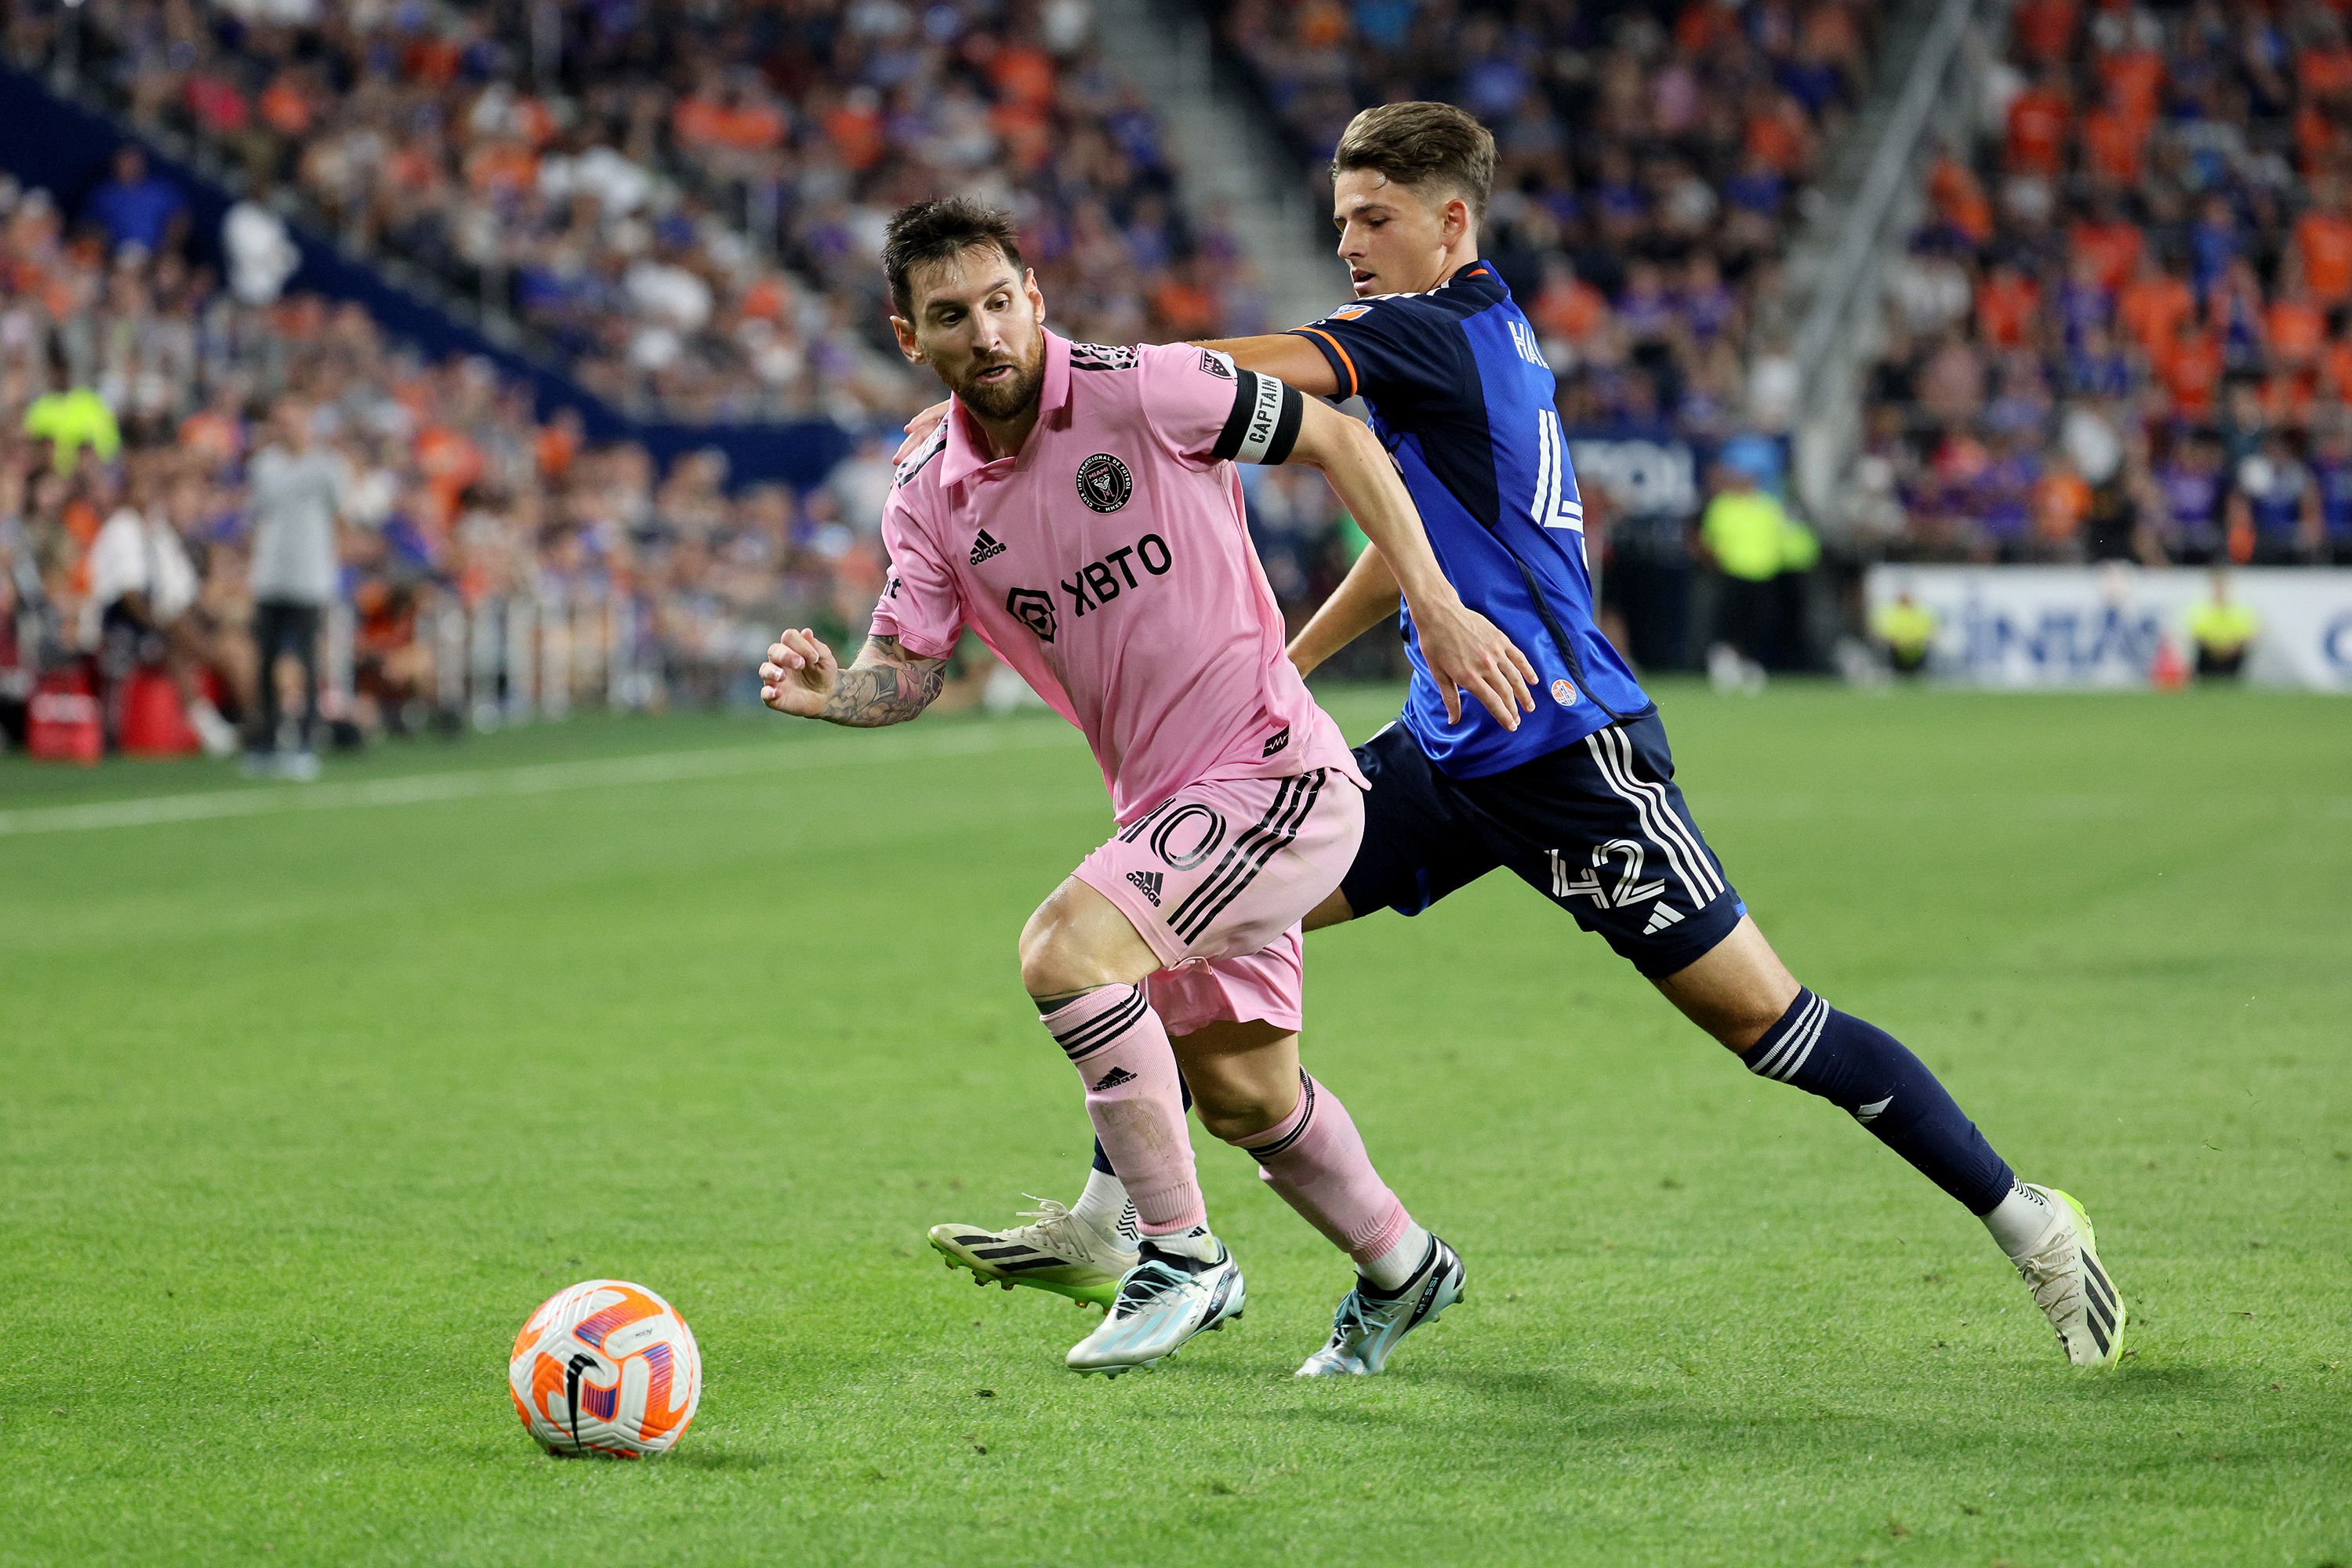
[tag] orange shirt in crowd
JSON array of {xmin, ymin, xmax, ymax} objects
[
  {"xmin": 1929, "ymin": 154, "xmax": 1994, "ymax": 244},
  {"xmin": 1745, "ymin": 96, "xmax": 1813, "ymax": 173},
  {"xmin": 535, "ymin": 422, "xmax": 580, "ymax": 483},
  {"xmin": 2299, "ymin": 44, "xmax": 2352, "ymax": 99},
  {"xmin": 1150, "ymin": 277, "xmax": 1221, "ymax": 340},
  {"xmin": 2267, "ymin": 294, "xmax": 2327, "ymax": 367},
  {"xmin": 2322, "ymin": 338, "xmax": 2352, "ymax": 402},
  {"xmin": 2013, "ymin": 0, "xmax": 2079, "ymax": 62},
  {"xmin": 1976, "ymin": 270, "xmax": 2041, "ymax": 348},
  {"xmin": 2157, "ymin": 330, "xmax": 2225, "ymax": 419},
  {"xmin": 2034, "ymin": 467, "xmax": 2092, "ymax": 543},
  {"xmin": 260, "ymin": 74, "xmax": 311, "ymax": 140},
  {"xmin": 2118, "ymin": 270, "xmax": 2194, "ymax": 352},
  {"xmin": 989, "ymin": 45, "xmax": 1056, "ymax": 109},
  {"xmin": 2082, "ymin": 103, "xmax": 2145, "ymax": 184},
  {"xmin": 2294, "ymin": 208, "xmax": 2352, "ymax": 303},
  {"xmin": 823, "ymin": 94, "xmax": 884, "ymax": 171},
  {"xmin": 2071, "ymin": 217, "xmax": 2143, "ymax": 292},
  {"xmin": 672, "ymin": 95, "xmax": 730, "ymax": 149},
  {"xmin": 178, "ymin": 409, "xmax": 244, "ymax": 466},
  {"xmin": 1532, "ymin": 274, "xmax": 1610, "ymax": 343},
  {"xmin": 2094, "ymin": 47, "xmax": 2164, "ymax": 122},
  {"xmin": 2006, "ymin": 85, "xmax": 2071, "ymax": 175},
  {"xmin": 416, "ymin": 425, "xmax": 485, "ymax": 525}
]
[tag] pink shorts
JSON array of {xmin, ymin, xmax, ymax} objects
[{"xmin": 1074, "ymin": 768, "xmax": 1365, "ymax": 1037}]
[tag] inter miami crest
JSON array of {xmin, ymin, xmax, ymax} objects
[
  {"xmin": 1076, "ymin": 453, "xmax": 1132, "ymax": 514},
  {"xmin": 1006, "ymin": 586, "xmax": 1057, "ymax": 643}
]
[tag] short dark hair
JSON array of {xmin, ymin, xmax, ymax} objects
[
  {"xmin": 882, "ymin": 198, "xmax": 1025, "ymax": 318},
  {"xmin": 1330, "ymin": 102, "xmax": 1497, "ymax": 230}
]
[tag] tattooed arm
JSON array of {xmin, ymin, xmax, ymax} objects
[{"xmin": 758, "ymin": 630, "xmax": 949, "ymax": 727}]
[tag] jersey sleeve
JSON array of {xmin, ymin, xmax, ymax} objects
[
  {"xmin": 866, "ymin": 492, "xmax": 964, "ymax": 661},
  {"xmin": 1287, "ymin": 295, "xmax": 1462, "ymax": 407},
  {"xmin": 1135, "ymin": 341, "xmax": 1303, "ymax": 468}
]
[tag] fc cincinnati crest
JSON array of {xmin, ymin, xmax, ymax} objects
[
  {"xmin": 1076, "ymin": 453, "xmax": 1132, "ymax": 513},
  {"xmin": 1551, "ymin": 677, "xmax": 1579, "ymax": 707}
]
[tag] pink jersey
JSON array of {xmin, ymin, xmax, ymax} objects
[{"xmin": 870, "ymin": 330, "xmax": 1364, "ymax": 822}]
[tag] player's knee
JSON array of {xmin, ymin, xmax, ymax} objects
[
  {"xmin": 1194, "ymin": 1080, "xmax": 1288, "ymax": 1143},
  {"xmin": 1017, "ymin": 894, "xmax": 1099, "ymax": 1000}
]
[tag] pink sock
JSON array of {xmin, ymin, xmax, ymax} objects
[
  {"xmin": 1232, "ymin": 1071, "xmax": 1411, "ymax": 1266},
  {"xmin": 1040, "ymin": 985, "xmax": 1203, "ymax": 1236}
]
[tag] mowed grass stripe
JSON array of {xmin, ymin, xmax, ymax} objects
[{"xmin": 0, "ymin": 721, "xmax": 1077, "ymax": 838}]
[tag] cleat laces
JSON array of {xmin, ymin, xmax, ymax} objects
[{"xmin": 1005, "ymin": 1197, "xmax": 1116, "ymax": 1262}]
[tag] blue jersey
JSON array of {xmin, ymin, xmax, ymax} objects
[{"xmin": 1290, "ymin": 262, "xmax": 1651, "ymax": 778}]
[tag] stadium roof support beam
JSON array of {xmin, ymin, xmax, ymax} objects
[{"xmin": 1790, "ymin": 0, "xmax": 1997, "ymax": 530}]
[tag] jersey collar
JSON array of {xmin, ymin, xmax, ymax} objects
[{"xmin": 941, "ymin": 328, "xmax": 1072, "ymax": 488}]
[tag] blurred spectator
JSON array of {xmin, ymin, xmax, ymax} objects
[
  {"xmin": 223, "ymin": 198, "xmax": 299, "ymax": 307},
  {"xmin": 84, "ymin": 145, "xmax": 187, "ymax": 256},
  {"xmin": 243, "ymin": 396, "xmax": 348, "ymax": 776}
]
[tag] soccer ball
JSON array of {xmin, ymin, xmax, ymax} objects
[{"xmin": 508, "ymin": 1279, "xmax": 702, "ymax": 1457}]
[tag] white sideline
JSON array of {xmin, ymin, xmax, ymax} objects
[{"xmin": 0, "ymin": 724, "xmax": 1073, "ymax": 840}]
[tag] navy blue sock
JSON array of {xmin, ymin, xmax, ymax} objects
[
  {"xmin": 1094, "ymin": 1076, "xmax": 1192, "ymax": 1174},
  {"xmin": 1747, "ymin": 989, "xmax": 2014, "ymax": 1215}
]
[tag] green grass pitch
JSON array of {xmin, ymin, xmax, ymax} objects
[{"xmin": 2, "ymin": 683, "xmax": 2347, "ymax": 1566}]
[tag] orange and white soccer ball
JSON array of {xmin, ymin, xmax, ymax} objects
[{"xmin": 508, "ymin": 1279, "xmax": 702, "ymax": 1457}]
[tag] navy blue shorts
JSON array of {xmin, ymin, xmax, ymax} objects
[{"xmin": 1340, "ymin": 713, "xmax": 1745, "ymax": 978}]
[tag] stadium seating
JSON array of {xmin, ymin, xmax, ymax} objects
[
  {"xmin": 30, "ymin": 0, "xmax": 1252, "ymax": 421},
  {"xmin": 1868, "ymin": 0, "xmax": 2352, "ymax": 567},
  {"xmin": 1213, "ymin": 0, "xmax": 1875, "ymax": 441},
  {"xmin": 0, "ymin": 166, "xmax": 886, "ymax": 749}
]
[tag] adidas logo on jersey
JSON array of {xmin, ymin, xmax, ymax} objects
[
  {"xmin": 970, "ymin": 529, "xmax": 1007, "ymax": 564},
  {"xmin": 1093, "ymin": 1066, "xmax": 1138, "ymax": 1091},
  {"xmin": 1642, "ymin": 902, "xmax": 1685, "ymax": 935},
  {"xmin": 1126, "ymin": 869, "xmax": 1163, "ymax": 906}
]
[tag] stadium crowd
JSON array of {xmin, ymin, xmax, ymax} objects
[
  {"xmin": 1217, "ymin": 0, "xmax": 1877, "ymax": 445},
  {"xmin": 14, "ymin": 0, "xmax": 1258, "ymax": 420},
  {"xmin": 0, "ymin": 167, "xmax": 901, "ymax": 762},
  {"xmin": 1862, "ymin": 0, "xmax": 2352, "ymax": 565}
]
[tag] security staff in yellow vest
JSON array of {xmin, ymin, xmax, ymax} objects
[
  {"xmin": 2187, "ymin": 569, "xmax": 2256, "ymax": 679},
  {"xmin": 1871, "ymin": 589, "xmax": 1938, "ymax": 676},
  {"xmin": 1698, "ymin": 459, "xmax": 1791, "ymax": 670}
]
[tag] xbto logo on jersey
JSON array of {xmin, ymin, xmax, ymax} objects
[
  {"xmin": 1005, "ymin": 586, "xmax": 1057, "ymax": 643},
  {"xmin": 1076, "ymin": 452, "xmax": 1133, "ymax": 513},
  {"xmin": 1062, "ymin": 533, "xmax": 1172, "ymax": 616}
]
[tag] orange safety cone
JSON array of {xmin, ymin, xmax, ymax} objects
[
  {"xmin": 2149, "ymin": 630, "xmax": 2190, "ymax": 692},
  {"xmin": 119, "ymin": 666, "xmax": 202, "ymax": 757}
]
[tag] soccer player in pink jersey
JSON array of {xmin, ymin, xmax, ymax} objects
[{"xmin": 757, "ymin": 198, "xmax": 1537, "ymax": 1375}]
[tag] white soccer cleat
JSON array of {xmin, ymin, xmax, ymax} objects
[
  {"xmin": 2013, "ymin": 1185, "xmax": 2125, "ymax": 1367},
  {"xmin": 927, "ymin": 1197, "xmax": 1137, "ymax": 1310},
  {"xmin": 1295, "ymin": 1235, "xmax": 1465, "ymax": 1377},
  {"xmin": 1065, "ymin": 1239, "xmax": 1244, "ymax": 1375}
]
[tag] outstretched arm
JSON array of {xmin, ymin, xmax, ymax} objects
[
  {"xmin": 1287, "ymin": 543, "xmax": 1401, "ymax": 679},
  {"xmin": 1195, "ymin": 333, "xmax": 1343, "ymax": 399},
  {"xmin": 1281, "ymin": 395, "xmax": 1537, "ymax": 728},
  {"xmin": 760, "ymin": 631, "xmax": 948, "ymax": 727}
]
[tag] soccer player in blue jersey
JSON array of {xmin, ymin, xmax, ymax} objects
[{"xmin": 927, "ymin": 102, "xmax": 2124, "ymax": 1371}]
